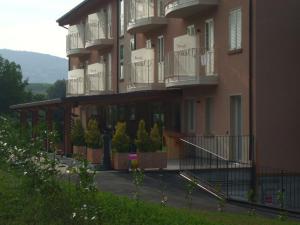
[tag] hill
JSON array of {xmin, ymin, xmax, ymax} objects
[
  {"xmin": 0, "ymin": 49, "xmax": 67, "ymax": 83},
  {"xmin": 26, "ymin": 83, "xmax": 52, "ymax": 95}
]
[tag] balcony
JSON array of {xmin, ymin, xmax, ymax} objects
[
  {"xmin": 66, "ymin": 69, "xmax": 85, "ymax": 96},
  {"xmin": 85, "ymin": 12, "xmax": 113, "ymax": 50},
  {"xmin": 127, "ymin": 48, "xmax": 165, "ymax": 92},
  {"xmin": 127, "ymin": 0, "xmax": 167, "ymax": 34},
  {"xmin": 85, "ymin": 63, "xmax": 113, "ymax": 95},
  {"xmin": 66, "ymin": 24, "xmax": 89, "ymax": 56},
  {"xmin": 164, "ymin": 0, "xmax": 219, "ymax": 18},
  {"xmin": 165, "ymin": 48, "xmax": 218, "ymax": 88}
]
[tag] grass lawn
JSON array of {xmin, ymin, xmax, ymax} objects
[{"xmin": 0, "ymin": 168, "xmax": 298, "ymax": 225}]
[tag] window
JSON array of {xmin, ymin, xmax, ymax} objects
[
  {"xmin": 120, "ymin": 45, "xmax": 124, "ymax": 80},
  {"xmin": 205, "ymin": 97, "xmax": 214, "ymax": 135},
  {"xmin": 187, "ymin": 25, "xmax": 196, "ymax": 36},
  {"xmin": 146, "ymin": 39, "xmax": 152, "ymax": 49},
  {"xmin": 205, "ymin": 19, "xmax": 214, "ymax": 51},
  {"xmin": 186, "ymin": 99, "xmax": 196, "ymax": 132},
  {"xmin": 120, "ymin": 0, "xmax": 124, "ymax": 36},
  {"xmin": 157, "ymin": 36, "xmax": 164, "ymax": 82},
  {"xmin": 229, "ymin": 8, "xmax": 242, "ymax": 50},
  {"xmin": 130, "ymin": 35, "xmax": 136, "ymax": 50}
]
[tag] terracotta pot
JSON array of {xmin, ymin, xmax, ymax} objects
[
  {"xmin": 73, "ymin": 145, "xmax": 86, "ymax": 158},
  {"xmin": 112, "ymin": 152, "xmax": 129, "ymax": 170},
  {"xmin": 87, "ymin": 148, "xmax": 103, "ymax": 164},
  {"xmin": 137, "ymin": 151, "xmax": 167, "ymax": 169}
]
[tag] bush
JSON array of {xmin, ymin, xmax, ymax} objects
[
  {"xmin": 85, "ymin": 119, "xmax": 103, "ymax": 149},
  {"xmin": 150, "ymin": 123, "xmax": 161, "ymax": 151},
  {"xmin": 112, "ymin": 122, "xmax": 130, "ymax": 153},
  {"xmin": 71, "ymin": 120, "xmax": 85, "ymax": 146},
  {"xmin": 135, "ymin": 120, "xmax": 151, "ymax": 152}
]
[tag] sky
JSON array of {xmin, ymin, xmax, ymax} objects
[{"xmin": 0, "ymin": 0, "xmax": 83, "ymax": 58}]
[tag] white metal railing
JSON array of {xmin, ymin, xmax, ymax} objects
[
  {"xmin": 85, "ymin": 71, "xmax": 112, "ymax": 94},
  {"xmin": 66, "ymin": 77, "xmax": 85, "ymax": 96},
  {"xmin": 164, "ymin": 48, "xmax": 215, "ymax": 83},
  {"xmin": 127, "ymin": 59, "xmax": 155, "ymax": 89},
  {"xmin": 85, "ymin": 21, "xmax": 112, "ymax": 42},
  {"xmin": 66, "ymin": 32, "xmax": 85, "ymax": 52},
  {"xmin": 165, "ymin": 0, "xmax": 198, "ymax": 12},
  {"xmin": 129, "ymin": 0, "xmax": 164, "ymax": 24}
]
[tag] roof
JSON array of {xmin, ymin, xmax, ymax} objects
[
  {"xmin": 10, "ymin": 90, "xmax": 182, "ymax": 111},
  {"xmin": 56, "ymin": 0, "xmax": 101, "ymax": 26},
  {"xmin": 10, "ymin": 99, "xmax": 64, "ymax": 110}
]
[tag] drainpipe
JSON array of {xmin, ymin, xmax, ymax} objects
[
  {"xmin": 249, "ymin": 0, "xmax": 256, "ymax": 195},
  {"xmin": 116, "ymin": 0, "xmax": 120, "ymax": 93}
]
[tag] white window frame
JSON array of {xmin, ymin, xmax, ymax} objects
[
  {"xmin": 187, "ymin": 24, "xmax": 196, "ymax": 36},
  {"xmin": 157, "ymin": 36, "xmax": 164, "ymax": 63},
  {"xmin": 229, "ymin": 8, "xmax": 242, "ymax": 50},
  {"xmin": 120, "ymin": 0, "xmax": 124, "ymax": 36},
  {"xmin": 119, "ymin": 45, "xmax": 124, "ymax": 80},
  {"xmin": 146, "ymin": 39, "xmax": 152, "ymax": 49}
]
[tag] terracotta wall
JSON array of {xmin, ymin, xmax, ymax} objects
[{"xmin": 253, "ymin": 0, "xmax": 300, "ymax": 172}]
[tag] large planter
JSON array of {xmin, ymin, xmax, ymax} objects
[
  {"xmin": 87, "ymin": 148, "xmax": 103, "ymax": 164},
  {"xmin": 112, "ymin": 152, "xmax": 129, "ymax": 170},
  {"xmin": 73, "ymin": 145, "xmax": 86, "ymax": 158},
  {"xmin": 137, "ymin": 151, "xmax": 167, "ymax": 169}
]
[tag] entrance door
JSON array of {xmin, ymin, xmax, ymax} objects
[
  {"xmin": 230, "ymin": 96, "xmax": 242, "ymax": 161},
  {"xmin": 205, "ymin": 19, "xmax": 214, "ymax": 75}
]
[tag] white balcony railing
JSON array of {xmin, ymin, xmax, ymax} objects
[
  {"xmin": 165, "ymin": 48, "xmax": 216, "ymax": 84},
  {"xmin": 66, "ymin": 24, "xmax": 85, "ymax": 54},
  {"xmin": 128, "ymin": 59, "xmax": 154, "ymax": 87},
  {"xmin": 67, "ymin": 69, "xmax": 85, "ymax": 96}
]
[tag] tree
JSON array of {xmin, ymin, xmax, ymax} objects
[
  {"xmin": 0, "ymin": 56, "xmax": 28, "ymax": 114},
  {"xmin": 47, "ymin": 79, "xmax": 66, "ymax": 99}
]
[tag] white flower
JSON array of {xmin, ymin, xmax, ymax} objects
[
  {"xmin": 24, "ymin": 171, "xmax": 28, "ymax": 175},
  {"xmin": 91, "ymin": 216, "xmax": 96, "ymax": 220},
  {"xmin": 84, "ymin": 216, "xmax": 88, "ymax": 220},
  {"xmin": 72, "ymin": 212, "xmax": 76, "ymax": 218}
]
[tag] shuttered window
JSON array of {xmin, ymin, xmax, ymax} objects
[{"xmin": 229, "ymin": 8, "xmax": 242, "ymax": 50}]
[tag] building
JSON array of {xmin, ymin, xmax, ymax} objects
[{"xmin": 11, "ymin": 0, "xmax": 300, "ymax": 182}]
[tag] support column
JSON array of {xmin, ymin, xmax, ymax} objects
[
  {"xmin": 32, "ymin": 110, "xmax": 39, "ymax": 138},
  {"xmin": 63, "ymin": 104, "xmax": 72, "ymax": 156}
]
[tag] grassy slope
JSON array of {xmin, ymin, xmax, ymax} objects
[{"xmin": 0, "ymin": 169, "xmax": 298, "ymax": 225}]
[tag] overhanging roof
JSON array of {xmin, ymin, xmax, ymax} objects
[
  {"xmin": 10, "ymin": 90, "xmax": 182, "ymax": 111},
  {"xmin": 10, "ymin": 99, "xmax": 64, "ymax": 111},
  {"xmin": 56, "ymin": 0, "xmax": 101, "ymax": 26}
]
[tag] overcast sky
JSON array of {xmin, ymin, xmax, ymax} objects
[{"xmin": 0, "ymin": 0, "xmax": 83, "ymax": 58}]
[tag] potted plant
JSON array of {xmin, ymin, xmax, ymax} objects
[
  {"xmin": 85, "ymin": 119, "xmax": 103, "ymax": 164},
  {"xmin": 112, "ymin": 122, "xmax": 130, "ymax": 170},
  {"xmin": 136, "ymin": 121, "xmax": 167, "ymax": 169},
  {"xmin": 71, "ymin": 119, "xmax": 86, "ymax": 158}
]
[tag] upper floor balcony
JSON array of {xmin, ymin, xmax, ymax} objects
[
  {"xmin": 85, "ymin": 63, "xmax": 113, "ymax": 95},
  {"xmin": 66, "ymin": 24, "xmax": 89, "ymax": 56},
  {"xmin": 164, "ymin": 34, "xmax": 218, "ymax": 88},
  {"xmin": 127, "ymin": 0, "xmax": 167, "ymax": 34},
  {"xmin": 67, "ymin": 69, "xmax": 85, "ymax": 96},
  {"xmin": 127, "ymin": 48, "xmax": 165, "ymax": 92},
  {"xmin": 164, "ymin": 0, "xmax": 219, "ymax": 18},
  {"xmin": 85, "ymin": 10, "xmax": 113, "ymax": 50},
  {"xmin": 66, "ymin": 63, "xmax": 113, "ymax": 97}
]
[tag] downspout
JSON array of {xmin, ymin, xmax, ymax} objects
[
  {"xmin": 249, "ymin": 0, "xmax": 256, "ymax": 195},
  {"xmin": 116, "ymin": 0, "xmax": 120, "ymax": 93}
]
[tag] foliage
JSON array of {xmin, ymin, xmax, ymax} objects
[
  {"xmin": 112, "ymin": 122, "xmax": 130, "ymax": 153},
  {"xmin": 47, "ymin": 79, "xmax": 66, "ymax": 99},
  {"xmin": 135, "ymin": 120, "xmax": 151, "ymax": 152},
  {"xmin": 150, "ymin": 123, "xmax": 162, "ymax": 151},
  {"xmin": 132, "ymin": 168, "xmax": 144, "ymax": 203},
  {"xmin": 185, "ymin": 178, "xmax": 198, "ymax": 209},
  {"xmin": 85, "ymin": 119, "xmax": 103, "ymax": 149},
  {"xmin": 0, "ymin": 56, "xmax": 28, "ymax": 114},
  {"xmin": 71, "ymin": 120, "xmax": 85, "ymax": 146}
]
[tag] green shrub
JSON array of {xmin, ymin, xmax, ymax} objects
[
  {"xmin": 135, "ymin": 120, "xmax": 151, "ymax": 152},
  {"xmin": 150, "ymin": 123, "xmax": 162, "ymax": 151},
  {"xmin": 112, "ymin": 122, "xmax": 130, "ymax": 153},
  {"xmin": 71, "ymin": 120, "xmax": 85, "ymax": 146},
  {"xmin": 85, "ymin": 119, "xmax": 103, "ymax": 149}
]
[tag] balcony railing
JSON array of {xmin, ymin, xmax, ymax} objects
[
  {"xmin": 66, "ymin": 32, "xmax": 88, "ymax": 56},
  {"xmin": 86, "ymin": 72, "xmax": 112, "ymax": 95},
  {"xmin": 164, "ymin": 48, "xmax": 218, "ymax": 87},
  {"xmin": 164, "ymin": 0, "xmax": 219, "ymax": 18},
  {"xmin": 127, "ymin": 59, "xmax": 164, "ymax": 91},
  {"xmin": 66, "ymin": 77, "xmax": 85, "ymax": 96},
  {"xmin": 85, "ymin": 21, "xmax": 113, "ymax": 49},
  {"xmin": 127, "ymin": 0, "xmax": 167, "ymax": 33}
]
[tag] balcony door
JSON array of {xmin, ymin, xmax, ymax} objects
[
  {"xmin": 230, "ymin": 96, "xmax": 242, "ymax": 161},
  {"xmin": 205, "ymin": 19, "xmax": 214, "ymax": 75},
  {"xmin": 157, "ymin": 36, "xmax": 164, "ymax": 82},
  {"xmin": 185, "ymin": 99, "xmax": 196, "ymax": 133}
]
